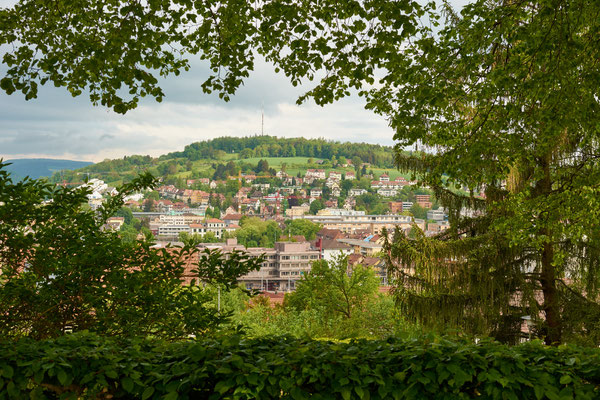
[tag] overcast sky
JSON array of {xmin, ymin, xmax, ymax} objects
[{"xmin": 0, "ymin": 0, "xmax": 469, "ymax": 162}]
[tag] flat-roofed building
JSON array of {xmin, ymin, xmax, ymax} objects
[
  {"xmin": 304, "ymin": 214, "xmax": 413, "ymax": 235},
  {"xmin": 197, "ymin": 238, "xmax": 320, "ymax": 291}
]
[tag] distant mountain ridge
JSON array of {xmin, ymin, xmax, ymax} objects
[{"xmin": 3, "ymin": 158, "xmax": 93, "ymax": 180}]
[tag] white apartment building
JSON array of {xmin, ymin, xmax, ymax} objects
[
  {"xmin": 349, "ymin": 188, "xmax": 367, "ymax": 196},
  {"xmin": 305, "ymin": 169, "xmax": 326, "ymax": 180}
]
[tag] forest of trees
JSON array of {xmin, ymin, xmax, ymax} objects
[
  {"xmin": 164, "ymin": 136, "xmax": 397, "ymax": 167},
  {"xmin": 47, "ymin": 136, "xmax": 398, "ymax": 186}
]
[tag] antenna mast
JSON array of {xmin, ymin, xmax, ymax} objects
[{"xmin": 261, "ymin": 102, "xmax": 264, "ymax": 135}]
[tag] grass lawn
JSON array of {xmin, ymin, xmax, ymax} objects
[{"xmin": 240, "ymin": 156, "xmax": 313, "ymax": 167}]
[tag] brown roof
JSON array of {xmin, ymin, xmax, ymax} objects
[
  {"xmin": 315, "ymin": 238, "xmax": 351, "ymax": 250},
  {"xmin": 348, "ymin": 254, "xmax": 363, "ymax": 265},
  {"xmin": 317, "ymin": 227, "xmax": 345, "ymax": 240}
]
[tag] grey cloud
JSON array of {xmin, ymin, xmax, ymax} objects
[{"xmin": 157, "ymin": 56, "xmax": 307, "ymax": 114}]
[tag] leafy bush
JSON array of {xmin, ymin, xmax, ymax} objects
[
  {"xmin": 1, "ymin": 332, "xmax": 599, "ymax": 399},
  {"xmin": 0, "ymin": 163, "xmax": 263, "ymax": 340}
]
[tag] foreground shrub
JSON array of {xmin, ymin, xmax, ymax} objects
[{"xmin": 1, "ymin": 332, "xmax": 599, "ymax": 399}]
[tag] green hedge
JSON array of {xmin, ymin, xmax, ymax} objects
[{"xmin": 1, "ymin": 332, "xmax": 599, "ymax": 399}]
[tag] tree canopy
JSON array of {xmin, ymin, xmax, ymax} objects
[
  {"xmin": 0, "ymin": 0, "xmax": 420, "ymax": 113},
  {"xmin": 0, "ymin": 162, "xmax": 262, "ymax": 339},
  {"xmin": 285, "ymin": 255, "xmax": 380, "ymax": 320},
  {"xmin": 381, "ymin": 0, "xmax": 600, "ymax": 345}
]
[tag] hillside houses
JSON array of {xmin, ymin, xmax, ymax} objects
[
  {"xmin": 125, "ymin": 161, "xmax": 443, "ymax": 249},
  {"xmin": 305, "ymin": 169, "xmax": 326, "ymax": 180}
]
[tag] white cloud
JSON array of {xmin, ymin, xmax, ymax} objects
[{"xmin": 0, "ymin": 56, "xmax": 394, "ymax": 162}]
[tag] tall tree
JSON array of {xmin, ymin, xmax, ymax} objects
[{"xmin": 380, "ymin": 0, "xmax": 600, "ymax": 344}]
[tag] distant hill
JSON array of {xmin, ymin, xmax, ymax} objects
[
  {"xmin": 3, "ymin": 158, "xmax": 93, "ymax": 180},
  {"xmin": 49, "ymin": 136, "xmax": 411, "ymax": 186}
]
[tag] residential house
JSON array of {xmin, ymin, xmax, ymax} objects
[
  {"xmin": 105, "ymin": 217, "xmax": 124, "ymax": 231},
  {"xmin": 347, "ymin": 254, "xmax": 388, "ymax": 284},
  {"xmin": 349, "ymin": 188, "xmax": 367, "ymax": 196},
  {"xmin": 343, "ymin": 197, "xmax": 356, "ymax": 210},
  {"xmin": 158, "ymin": 224, "xmax": 190, "ymax": 236},
  {"xmin": 377, "ymin": 188, "xmax": 398, "ymax": 197},
  {"xmin": 426, "ymin": 220, "xmax": 450, "ymax": 235},
  {"xmin": 189, "ymin": 218, "xmax": 239, "ymax": 238},
  {"xmin": 310, "ymin": 189, "xmax": 323, "ymax": 198},
  {"xmin": 317, "ymin": 227, "xmax": 346, "ymax": 241},
  {"xmin": 427, "ymin": 208, "xmax": 446, "ymax": 221},
  {"xmin": 329, "ymin": 171, "xmax": 342, "ymax": 181},
  {"xmin": 285, "ymin": 205, "xmax": 310, "ymax": 219},
  {"xmin": 337, "ymin": 238, "xmax": 383, "ymax": 257},
  {"xmin": 252, "ymin": 183, "xmax": 270, "ymax": 191},
  {"xmin": 324, "ymin": 199, "xmax": 338, "ymax": 208},
  {"xmin": 305, "ymin": 169, "xmax": 326, "ymax": 180},
  {"xmin": 344, "ymin": 171, "xmax": 356, "ymax": 180},
  {"xmin": 315, "ymin": 238, "xmax": 353, "ymax": 261}
]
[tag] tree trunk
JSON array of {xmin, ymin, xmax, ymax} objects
[
  {"xmin": 541, "ymin": 240, "xmax": 561, "ymax": 345},
  {"xmin": 538, "ymin": 156, "xmax": 562, "ymax": 345}
]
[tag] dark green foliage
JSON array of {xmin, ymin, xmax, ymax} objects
[
  {"xmin": 170, "ymin": 136, "xmax": 396, "ymax": 167},
  {"xmin": 409, "ymin": 203, "xmax": 427, "ymax": 220},
  {"xmin": 1, "ymin": 332, "xmax": 600, "ymax": 399},
  {"xmin": 380, "ymin": 0, "xmax": 600, "ymax": 345},
  {"xmin": 309, "ymin": 199, "xmax": 325, "ymax": 215}
]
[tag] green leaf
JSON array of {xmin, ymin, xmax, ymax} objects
[
  {"xmin": 355, "ymin": 386, "xmax": 365, "ymax": 399},
  {"xmin": 164, "ymin": 392, "xmax": 178, "ymax": 400},
  {"xmin": 105, "ymin": 369, "xmax": 118, "ymax": 379},
  {"xmin": 215, "ymin": 380, "xmax": 231, "ymax": 394},
  {"xmin": 559, "ymin": 375, "xmax": 572, "ymax": 385},
  {"xmin": 122, "ymin": 376, "xmax": 134, "ymax": 393},
  {"xmin": 142, "ymin": 386, "xmax": 155, "ymax": 400},
  {"xmin": 341, "ymin": 388, "xmax": 351, "ymax": 400},
  {"xmin": 57, "ymin": 369, "xmax": 68, "ymax": 386},
  {"xmin": 1, "ymin": 365, "xmax": 13, "ymax": 379}
]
